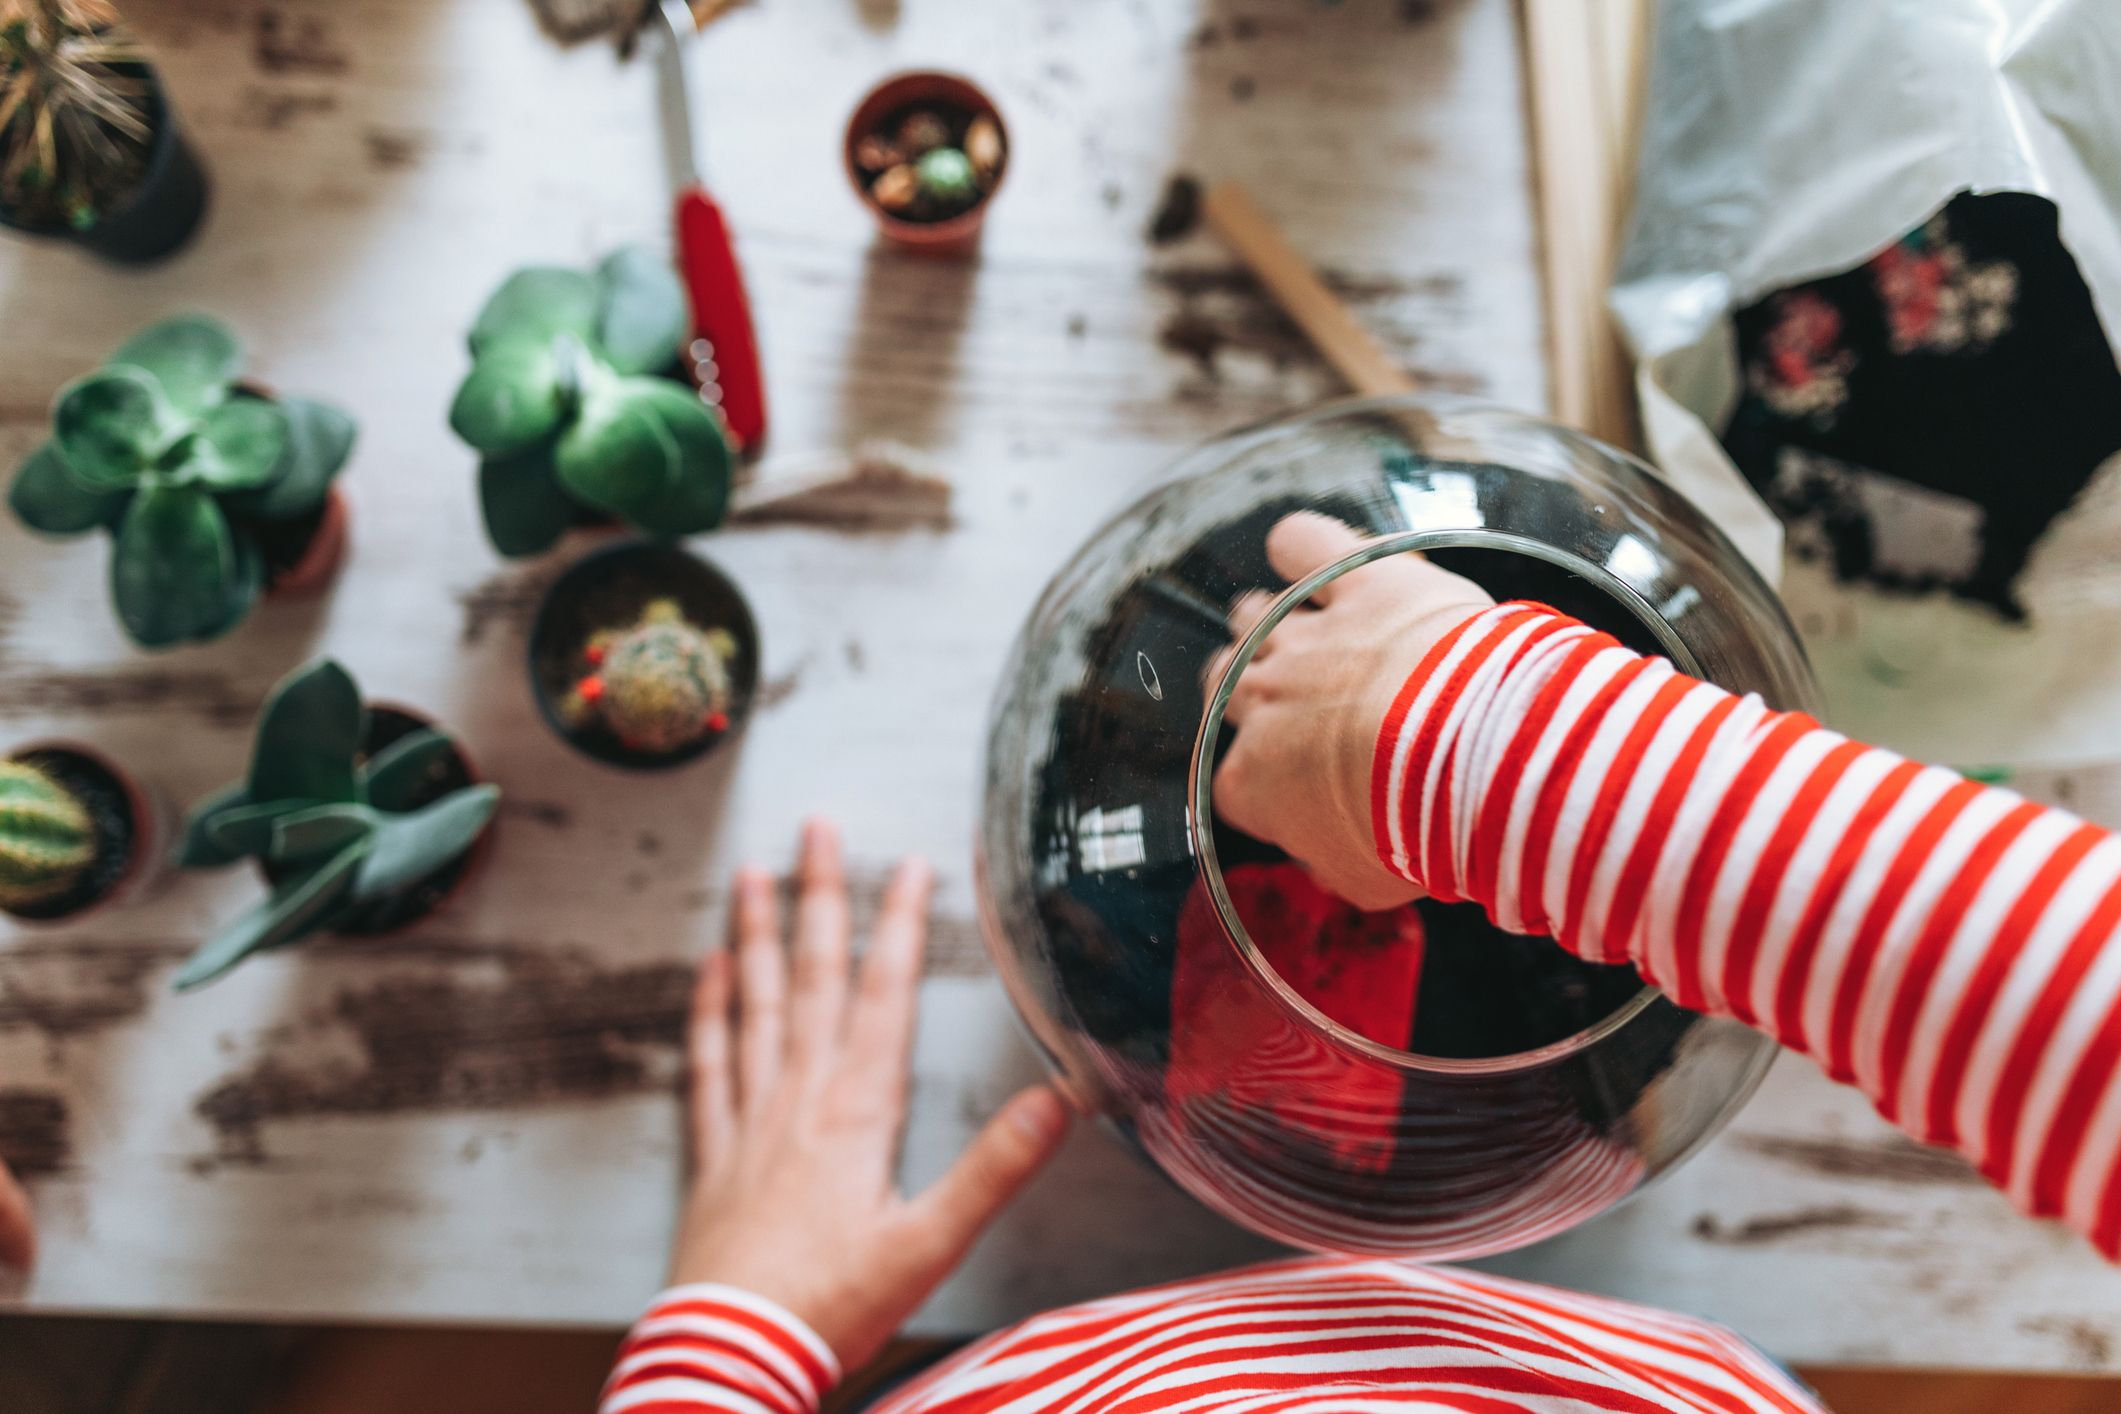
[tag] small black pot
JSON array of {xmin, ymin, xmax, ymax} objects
[
  {"xmin": 1, "ymin": 743, "xmax": 159, "ymax": 924},
  {"xmin": 0, "ymin": 66, "xmax": 208, "ymax": 265},
  {"xmin": 528, "ymin": 541, "xmax": 761, "ymax": 772}
]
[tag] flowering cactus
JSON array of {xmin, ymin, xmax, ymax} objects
[
  {"xmin": 0, "ymin": 759, "xmax": 96, "ymax": 913},
  {"xmin": 566, "ymin": 599, "xmax": 737, "ymax": 754}
]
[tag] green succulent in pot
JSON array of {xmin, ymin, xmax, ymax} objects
[
  {"xmin": 6, "ymin": 314, "xmax": 357, "ymax": 648},
  {"xmin": 451, "ymin": 246, "xmax": 733, "ymax": 559},
  {"xmin": 174, "ymin": 658, "xmax": 499, "ymax": 992}
]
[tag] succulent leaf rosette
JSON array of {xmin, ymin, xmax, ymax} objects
[
  {"xmin": 6, "ymin": 314, "xmax": 356, "ymax": 648},
  {"xmin": 175, "ymin": 659, "xmax": 499, "ymax": 991},
  {"xmin": 450, "ymin": 247, "xmax": 733, "ymax": 558}
]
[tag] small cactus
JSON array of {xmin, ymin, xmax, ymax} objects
[
  {"xmin": 0, "ymin": 760, "xmax": 96, "ymax": 913},
  {"xmin": 566, "ymin": 599, "xmax": 738, "ymax": 755},
  {"xmin": 915, "ymin": 147, "xmax": 979, "ymax": 210}
]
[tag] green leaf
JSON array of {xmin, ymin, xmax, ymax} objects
[
  {"xmin": 110, "ymin": 482, "xmax": 241, "ymax": 648},
  {"xmin": 231, "ymin": 397, "xmax": 356, "ymax": 522},
  {"xmin": 593, "ymin": 247, "xmax": 689, "ymax": 376},
  {"xmin": 9, "ymin": 441, "xmax": 128, "ymax": 536},
  {"xmin": 246, "ymin": 659, "xmax": 366, "ymax": 806},
  {"xmin": 468, "ymin": 268, "xmax": 597, "ymax": 357},
  {"xmin": 449, "ymin": 341, "xmax": 563, "ymax": 456},
  {"xmin": 54, "ymin": 368, "xmax": 175, "ymax": 490},
  {"xmin": 269, "ymin": 802, "xmax": 378, "ymax": 865},
  {"xmin": 188, "ymin": 397, "xmax": 291, "ymax": 490},
  {"xmin": 172, "ymin": 837, "xmax": 368, "ymax": 991},
  {"xmin": 554, "ymin": 393, "xmax": 678, "ymax": 521},
  {"xmin": 203, "ymin": 798, "xmax": 325, "ymax": 860},
  {"xmin": 622, "ymin": 379, "xmax": 733, "ymax": 535},
  {"xmin": 107, "ymin": 316, "xmax": 240, "ymax": 416},
  {"xmin": 351, "ymin": 784, "xmax": 498, "ymax": 904},
  {"xmin": 177, "ymin": 783, "xmax": 251, "ymax": 868},
  {"xmin": 477, "ymin": 443, "xmax": 575, "ymax": 558},
  {"xmin": 358, "ymin": 728, "xmax": 455, "ymax": 812}
]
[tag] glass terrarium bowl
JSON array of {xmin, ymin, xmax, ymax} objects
[{"xmin": 978, "ymin": 393, "xmax": 1819, "ymax": 1260}]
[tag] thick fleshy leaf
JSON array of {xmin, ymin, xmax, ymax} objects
[
  {"xmin": 594, "ymin": 247, "xmax": 689, "ymax": 376},
  {"xmin": 110, "ymin": 482, "xmax": 240, "ymax": 648},
  {"xmin": 358, "ymin": 727, "xmax": 455, "ymax": 812},
  {"xmin": 269, "ymin": 802, "xmax": 378, "ymax": 864},
  {"xmin": 449, "ymin": 341, "xmax": 563, "ymax": 456},
  {"xmin": 555, "ymin": 393, "xmax": 678, "ymax": 521},
  {"xmin": 188, "ymin": 397, "xmax": 291, "ymax": 490},
  {"xmin": 171, "ymin": 838, "xmax": 368, "ymax": 991},
  {"xmin": 468, "ymin": 268, "xmax": 597, "ymax": 356},
  {"xmin": 177, "ymin": 783, "xmax": 250, "ymax": 868},
  {"xmin": 622, "ymin": 379, "xmax": 733, "ymax": 535},
  {"xmin": 351, "ymin": 784, "xmax": 498, "ymax": 904},
  {"xmin": 247, "ymin": 659, "xmax": 366, "ymax": 806},
  {"xmin": 478, "ymin": 443, "xmax": 575, "ymax": 558},
  {"xmin": 54, "ymin": 367, "xmax": 174, "ymax": 489},
  {"xmin": 203, "ymin": 797, "xmax": 327, "ymax": 860},
  {"xmin": 107, "ymin": 316, "xmax": 240, "ymax": 415},
  {"xmin": 8, "ymin": 441, "xmax": 127, "ymax": 536},
  {"xmin": 231, "ymin": 397, "xmax": 356, "ymax": 522}
]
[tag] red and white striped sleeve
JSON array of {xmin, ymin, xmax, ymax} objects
[
  {"xmin": 1375, "ymin": 602, "xmax": 2121, "ymax": 1257},
  {"xmin": 599, "ymin": 1283, "xmax": 840, "ymax": 1414}
]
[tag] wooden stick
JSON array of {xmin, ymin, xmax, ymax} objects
[{"xmin": 1201, "ymin": 183, "xmax": 1419, "ymax": 400}]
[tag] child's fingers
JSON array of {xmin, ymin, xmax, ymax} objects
[
  {"xmin": 840, "ymin": 856, "xmax": 932, "ymax": 1118},
  {"xmin": 1265, "ymin": 513, "xmax": 1366, "ymax": 598},
  {"xmin": 0, "ymin": 1160, "xmax": 32, "ymax": 1272},
  {"xmin": 787, "ymin": 818, "xmax": 851, "ymax": 1080},
  {"xmin": 732, "ymin": 866, "xmax": 787, "ymax": 1115},
  {"xmin": 906, "ymin": 1087, "xmax": 1069, "ymax": 1268},
  {"xmin": 687, "ymin": 947, "xmax": 736, "ymax": 1166}
]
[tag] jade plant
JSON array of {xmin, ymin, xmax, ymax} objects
[
  {"xmin": 563, "ymin": 598, "xmax": 737, "ymax": 755},
  {"xmin": 0, "ymin": 759, "xmax": 95, "ymax": 914},
  {"xmin": 450, "ymin": 247, "xmax": 733, "ymax": 558},
  {"xmin": 6, "ymin": 314, "xmax": 357, "ymax": 648},
  {"xmin": 174, "ymin": 659, "xmax": 499, "ymax": 991}
]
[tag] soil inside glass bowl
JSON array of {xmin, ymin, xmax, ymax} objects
[
  {"xmin": 3, "ymin": 749, "xmax": 137, "ymax": 922},
  {"xmin": 1209, "ymin": 543, "xmax": 1663, "ymax": 1061}
]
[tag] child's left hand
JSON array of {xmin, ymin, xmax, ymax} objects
[{"xmin": 665, "ymin": 819, "xmax": 1071, "ymax": 1372}]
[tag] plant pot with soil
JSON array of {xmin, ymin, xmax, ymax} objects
[
  {"xmin": 845, "ymin": 72, "xmax": 1007, "ymax": 250},
  {"xmin": 528, "ymin": 540, "xmax": 759, "ymax": 771},
  {"xmin": 451, "ymin": 246, "xmax": 736, "ymax": 559},
  {"xmin": 0, "ymin": 1, "xmax": 208, "ymax": 264},
  {"xmin": 6, "ymin": 314, "xmax": 357, "ymax": 649},
  {"xmin": 0, "ymin": 741, "xmax": 164, "ymax": 924},
  {"xmin": 173, "ymin": 658, "xmax": 501, "ymax": 991}
]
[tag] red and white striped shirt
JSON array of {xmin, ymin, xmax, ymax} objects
[{"xmin": 603, "ymin": 603, "xmax": 2121, "ymax": 1414}]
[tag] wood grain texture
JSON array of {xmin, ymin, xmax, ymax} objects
[{"xmin": 0, "ymin": 0, "xmax": 2108, "ymax": 1376}]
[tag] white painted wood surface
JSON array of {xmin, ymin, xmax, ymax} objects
[{"xmin": 0, "ymin": 0, "xmax": 2111, "ymax": 1376}]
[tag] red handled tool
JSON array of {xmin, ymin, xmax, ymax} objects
[{"xmin": 654, "ymin": 0, "xmax": 767, "ymax": 453}]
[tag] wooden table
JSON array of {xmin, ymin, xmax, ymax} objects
[{"xmin": 0, "ymin": 0, "xmax": 2114, "ymax": 1375}]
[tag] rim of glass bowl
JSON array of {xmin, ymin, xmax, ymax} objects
[{"xmin": 1186, "ymin": 527, "xmax": 1703, "ymax": 1077}]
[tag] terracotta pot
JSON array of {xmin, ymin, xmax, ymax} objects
[
  {"xmin": 263, "ymin": 484, "xmax": 351, "ymax": 598},
  {"xmin": 844, "ymin": 71, "xmax": 1008, "ymax": 253},
  {"xmin": 1, "ymin": 741, "xmax": 169, "ymax": 927}
]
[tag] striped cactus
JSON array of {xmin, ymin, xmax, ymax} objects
[{"xmin": 0, "ymin": 760, "xmax": 96, "ymax": 912}]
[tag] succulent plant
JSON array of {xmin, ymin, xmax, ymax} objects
[
  {"xmin": 0, "ymin": 758, "xmax": 95, "ymax": 913},
  {"xmin": 563, "ymin": 598, "xmax": 736, "ymax": 754},
  {"xmin": 915, "ymin": 147, "xmax": 978, "ymax": 208},
  {"xmin": 450, "ymin": 247, "xmax": 733, "ymax": 559},
  {"xmin": 6, "ymin": 314, "xmax": 357, "ymax": 649},
  {"xmin": 0, "ymin": 1, "xmax": 149, "ymax": 233},
  {"xmin": 175, "ymin": 659, "xmax": 500, "ymax": 991}
]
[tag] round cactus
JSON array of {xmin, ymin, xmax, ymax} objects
[
  {"xmin": 567, "ymin": 600, "xmax": 738, "ymax": 755},
  {"xmin": 0, "ymin": 759, "xmax": 97, "ymax": 912},
  {"xmin": 915, "ymin": 147, "xmax": 979, "ymax": 209}
]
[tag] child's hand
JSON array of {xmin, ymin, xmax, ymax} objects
[
  {"xmin": 667, "ymin": 820, "xmax": 1071, "ymax": 1372},
  {"xmin": 0, "ymin": 1157, "xmax": 31, "ymax": 1270},
  {"xmin": 1208, "ymin": 513, "xmax": 1494, "ymax": 911}
]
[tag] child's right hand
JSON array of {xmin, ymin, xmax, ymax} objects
[{"xmin": 1208, "ymin": 513, "xmax": 1494, "ymax": 911}]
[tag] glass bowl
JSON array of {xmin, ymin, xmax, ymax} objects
[{"xmin": 977, "ymin": 394, "xmax": 1819, "ymax": 1259}]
